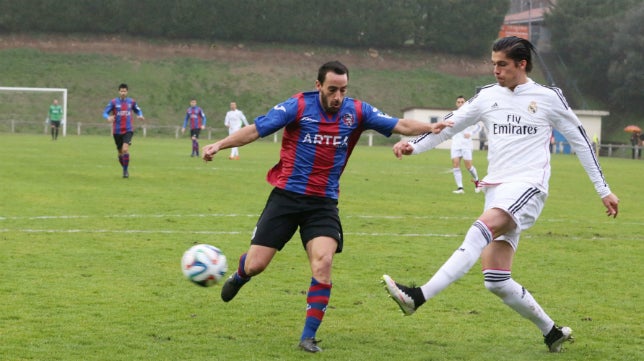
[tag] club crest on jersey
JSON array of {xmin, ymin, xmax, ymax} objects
[
  {"xmin": 528, "ymin": 101, "xmax": 538, "ymax": 114},
  {"xmin": 341, "ymin": 113, "xmax": 354, "ymax": 126}
]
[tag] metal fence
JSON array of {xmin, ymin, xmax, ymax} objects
[{"xmin": 0, "ymin": 119, "xmax": 393, "ymax": 146}]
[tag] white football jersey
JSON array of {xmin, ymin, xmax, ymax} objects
[
  {"xmin": 451, "ymin": 123, "xmax": 481, "ymax": 150},
  {"xmin": 225, "ymin": 109, "xmax": 249, "ymax": 132},
  {"xmin": 409, "ymin": 79, "xmax": 611, "ymax": 197}
]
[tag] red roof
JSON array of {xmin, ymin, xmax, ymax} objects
[{"xmin": 504, "ymin": 7, "xmax": 548, "ymax": 24}]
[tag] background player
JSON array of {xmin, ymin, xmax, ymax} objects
[
  {"xmin": 47, "ymin": 99, "xmax": 63, "ymax": 140},
  {"xmin": 223, "ymin": 101, "xmax": 249, "ymax": 160},
  {"xmin": 449, "ymin": 95, "xmax": 480, "ymax": 193},
  {"xmin": 102, "ymin": 83, "xmax": 145, "ymax": 178},
  {"xmin": 181, "ymin": 98, "xmax": 207, "ymax": 157}
]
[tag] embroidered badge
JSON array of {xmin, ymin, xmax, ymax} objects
[
  {"xmin": 528, "ymin": 101, "xmax": 538, "ymax": 114},
  {"xmin": 342, "ymin": 113, "xmax": 354, "ymax": 126}
]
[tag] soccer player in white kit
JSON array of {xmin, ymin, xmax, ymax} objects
[
  {"xmin": 450, "ymin": 95, "xmax": 480, "ymax": 194},
  {"xmin": 224, "ymin": 101, "xmax": 249, "ymax": 159},
  {"xmin": 382, "ymin": 36, "xmax": 620, "ymax": 352}
]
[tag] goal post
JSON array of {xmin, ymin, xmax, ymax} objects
[{"xmin": 0, "ymin": 86, "xmax": 68, "ymax": 136}]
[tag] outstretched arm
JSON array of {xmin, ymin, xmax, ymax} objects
[
  {"xmin": 202, "ymin": 124, "xmax": 260, "ymax": 161},
  {"xmin": 392, "ymin": 140, "xmax": 415, "ymax": 159},
  {"xmin": 392, "ymin": 118, "xmax": 453, "ymax": 136}
]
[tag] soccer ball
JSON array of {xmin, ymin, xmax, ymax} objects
[{"xmin": 181, "ymin": 244, "xmax": 228, "ymax": 287}]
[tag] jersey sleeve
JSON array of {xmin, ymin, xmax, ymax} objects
[
  {"xmin": 410, "ymin": 99, "xmax": 482, "ymax": 154},
  {"xmin": 102, "ymin": 100, "xmax": 114, "ymax": 119},
  {"xmin": 359, "ymin": 101, "xmax": 399, "ymax": 136},
  {"xmin": 200, "ymin": 108, "xmax": 207, "ymax": 126},
  {"xmin": 548, "ymin": 89, "xmax": 612, "ymax": 198},
  {"xmin": 254, "ymin": 97, "xmax": 299, "ymax": 138},
  {"xmin": 183, "ymin": 110, "xmax": 190, "ymax": 127},
  {"xmin": 132, "ymin": 100, "xmax": 143, "ymax": 117}
]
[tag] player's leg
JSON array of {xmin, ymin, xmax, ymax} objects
[
  {"xmin": 121, "ymin": 141, "xmax": 130, "ymax": 178},
  {"xmin": 191, "ymin": 134, "xmax": 197, "ymax": 156},
  {"xmin": 481, "ymin": 241, "xmax": 571, "ymax": 351},
  {"xmin": 383, "ymin": 185, "xmax": 517, "ymax": 315},
  {"xmin": 221, "ymin": 188, "xmax": 298, "ymax": 302},
  {"xmin": 299, "ymin": 236, "xmax": 337, "ymax": 352},
  {"xmin": 114, "ymin": 134, "xmax": 125, "ymax": 172},
  {"xmin": 297, "ymin": 199, "xmax": 341, "ymax": 353},
  {"xmin": 194, "ymin": 129, "xmax": 200, "ymax": 156},
  {"xmin": 54, "ymin": 122, "xmax": 59, "ymax": 140},
  {"xmin": 451, "ymin": 152, "xmax": 464, "ymax": 193},
  {"xmin": 463, "ymin": 155, "xmax": 480, "ymax": 192},
  {"xmin": 480, "ymin": 187, "xmax": 572, "ymax": 352}
]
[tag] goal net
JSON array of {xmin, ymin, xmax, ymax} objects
[{"xmin": 0, "ymin": 87, "xmax": 68, "ymax": 136}]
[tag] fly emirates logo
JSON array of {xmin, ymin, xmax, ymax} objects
[
  {"xmin": 493, "ymin": 114, "xmax": 538, "ymax": 135},
  {"xmin": 301, "ymin": 133, "xmax": 349, "ymax": 148}
]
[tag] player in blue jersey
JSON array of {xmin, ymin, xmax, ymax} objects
[
  {"xmin": 202, "ymin": 60, "xmax": 453, "ymax": 353},
  {"xmin": 181, "ymin": 98, "xmax": 207, "ymax": 157},
  {"xmin": 102, "ymin": 83, "xmax": 145, "ymax": 178}
]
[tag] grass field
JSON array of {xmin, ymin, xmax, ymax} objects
[{"xmin": 0, "ymin": 133, "xmax": 642, "ymax": 361}]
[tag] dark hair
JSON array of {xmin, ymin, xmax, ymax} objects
[
  {"xmin": 456, "ymin": 95, "xmax": 465, "ymax": 100},
  {"xmin": 318, "ymin": 61, "xmax": 349, "ymax": 84},
  {"xmin": 118, "ymin": 83, "xmax": 128, "ymax": 90},
  {"xmin": 492, "ymin": 36, "xmax": 535, "ymax": 73}
]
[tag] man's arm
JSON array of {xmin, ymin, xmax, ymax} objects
[{"xmin": 392, "ymin": 118, "xmax": 453, "ymax": 136}]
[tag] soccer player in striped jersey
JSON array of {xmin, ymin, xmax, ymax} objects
[
  {"xmin": 181, "ymin": 98, "xmax": 207, "ymax": 157},
  {"xmin": 382, "ymin": 36, "xmax": 619, "ymax": 353},
  {"xmin": 202, "ymin": 60, "xmax": 452, "ymax": 353},
  {"xmin": 102, "ymin": 83, "xmax": 144, "ymax": 178}
]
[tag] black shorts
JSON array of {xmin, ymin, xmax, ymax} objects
[
  {"xmin": 252, "ymin": 187, "xmax": 344, "ymax": 253},
  {"xmin": 113, "ymin": 131, "xmax": 133, "ymax": 150},
  {"xmin": 50, "ymin": 120, "xmax": 61, "ymax": 128},
  {"xmin": 190, "ymin": 128, "xmax": 201, "ymax": 138}
]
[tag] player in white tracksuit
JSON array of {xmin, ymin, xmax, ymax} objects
[
  {"xmin": 224, "ymin": 101, "xmax": 249, "ymax": 159},
  {"xmin": 383, "ymin": 36, "xmax": 619, "ymax": 353}
]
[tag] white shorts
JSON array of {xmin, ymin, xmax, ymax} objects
[
  {"xmin": 451, "ymin": 147, "xmax": 473, "ymax": 160},
  {"xmin": 483, "ymin": 182, "xmax": 547, "ymax": 250}
]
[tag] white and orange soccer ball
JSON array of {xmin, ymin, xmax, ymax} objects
[{"xmin": 181, "ymin": 244, "xmax": 228, "ymax": 287}]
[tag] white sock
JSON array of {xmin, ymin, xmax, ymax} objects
[
  {"xmin": 468, "ymin": 165, "xmax": 479, "ymax": 181},
  {"xmin": 453, "ymin": 168, "xmax": 463, "ymax": 188},
  {"xmin": 420, "ymin": 220, "xmax": 492, "ymax": 300},
  {"xmin": 484, "ymin": 269, "xmax": 555, "ymax": 335}
]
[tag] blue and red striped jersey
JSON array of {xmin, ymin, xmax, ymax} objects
[
  {"xmin": 255, "ymin": 91, "xmax": 399, "ymax": 199},
  {"xmin": 183, "ymin": 106, "xmax": 207, "ymax": 129},
  {"xmin": 102, "ymin": 97, "xmax": 143, "ymax": 135}
]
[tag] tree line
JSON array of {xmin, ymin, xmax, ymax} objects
[
  {"xmin": 0, "ymin": 0, "xmax": 507, "ymax": 57},
  {"xmin": 1, "ymin": 0, "xmax": 641, "ymax": 130},
  {"xmin": 547, "ymin": 0, "xmax": 644, "ymax": 117}
]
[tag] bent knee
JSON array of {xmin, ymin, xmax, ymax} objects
[{"xmin": 483, "ymin": 269, "xmax": 511, "ymax": 295}]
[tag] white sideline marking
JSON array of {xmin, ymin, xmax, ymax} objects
[
  {"xmin": 1, "ymin": 213, "xmax": 640, "ymax": 240},
  {"xmin": 0, "ymin": 213, "xmax": 638, "ymax": 225},
  {"xmin": 0, "ymin": 228, "xmax": 638, "ymax": 241}
]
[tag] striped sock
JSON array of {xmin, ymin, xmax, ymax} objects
[
  {"xmin": 300, "ymin": 278, "xmax": 331, "ymax": 341},
  {"xmin": 484, "ymin": 269, "xmax": 554, "ymax": 335},
  {"xmin": 233, "ymin": 253, "xmax": 251, "ymax": 284},
  {"xmin": 122, "ymin": 153, "xmax": 130, "ymax": 170}
]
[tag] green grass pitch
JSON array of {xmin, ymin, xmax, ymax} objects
[{"xmin": 0, "ymin": 133, "xmax": 642, "ymax": 361}]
